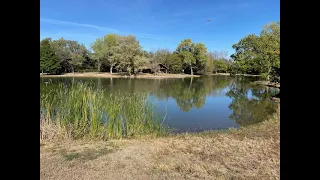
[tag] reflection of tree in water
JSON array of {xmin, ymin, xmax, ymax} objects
[
  {"xmin": 154, "ymin": 76, "xmax": 233, "ymax": 112},
  {"xmin": 226, "ymin": 82, "xmax": 279, "ymax": 126}
]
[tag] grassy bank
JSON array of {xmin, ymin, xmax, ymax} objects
[
  {"xmin": 40, "ymin": 82, "xmax": 168, "ymax": 141},
  {"xmin": 40, "ymin": 104, "xmax": 280, "ymax": 179},
  {"xmin": 40, "ymin": 72, "xmax": 200, "ymax": 79}
]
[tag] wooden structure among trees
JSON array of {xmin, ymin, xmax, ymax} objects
[
  {"xmin": 141, "ymin": 63, "xmax": 169, "ymax": 73},
  {"xmin": 158, "ymin": 63, "xmax": 169, "ymax": 73}
]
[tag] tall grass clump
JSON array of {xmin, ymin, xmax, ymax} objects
[{"xmin": 40, "ymin": 82, "xmax": 168, "ymax": 141}]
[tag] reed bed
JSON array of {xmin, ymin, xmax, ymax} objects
[{"xmin": 40, "ymin": 82, "xmax": 168, "ymax": 141}]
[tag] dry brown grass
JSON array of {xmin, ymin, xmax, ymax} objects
[
  {"xmin": 40, "ymin": 107, "xmax": 280, "ymax": 180},
  {"xmin": 40, "ymin": 72, "xmax": 200, "ymax": 79},
  {"xmin": 40, "ymin": 119, "xmax": 71, "ymax": 142}
]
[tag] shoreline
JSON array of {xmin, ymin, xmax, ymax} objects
[
  {"xmin": 253, "ymin": 81, "xmax": 280, "ymax": 103},
  {"xmin": 40, "ymin": 106, "xmax": 280, "ymax": 180},
  {"xmin": 40, "ymin": 72, "xmax": 264, "ymax": 79},
  {"xmin": 253, "ymin": 81, "xmax": 280, "ymax": 88},
  {"xmin": 40, "ymin": 72, "xmax": 200, "ymax": 79}
]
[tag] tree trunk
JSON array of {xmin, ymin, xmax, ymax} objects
[
  {"xmin": 72, "ymin": 66, "xmax": 74, "ymax": 73},
  {"xmin": 267, "ymin": 66, "xmax": 271, "ymax": 81},
  {"xmin": 190, "ymin": 65, "xmax": 193, "ymax": 75},
  {"xmin": 97, "ymin": 61, "xmax": 101, "ymax": 72},
  {"xmin": 110, "ymin": 65, "xmax": 113, "ymax": 74}
]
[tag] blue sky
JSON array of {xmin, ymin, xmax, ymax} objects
[{"xmin": 40, "ymin": 0, "xmax": 279, "ymax": 55}]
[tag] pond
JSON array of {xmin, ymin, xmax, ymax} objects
[{"xmin": 40, "ymin": 75, "xmax": 279, "ymax": 133}]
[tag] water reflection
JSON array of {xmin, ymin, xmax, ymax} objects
[
  {"xmin": 153, "ymin": 76, "xmax": 234, "ymax": 112},
  {"xmin": 226, "ymin": 81, "xmax": 278, "ymax": 126},
  {"xmin": 40, "ymin": 76, "xmax": 279, "ymax": 132}
]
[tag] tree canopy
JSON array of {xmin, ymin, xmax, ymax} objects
[
  {"xmin": 231, "ymin": 21, "xmax": 280, "ymax": 82},
  {"xmin": 40, "ymin": 38, "xmax": 60, "ymax": 74}
]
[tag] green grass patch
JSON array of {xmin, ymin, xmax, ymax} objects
[{"xmin": 63, "ymin": 153, "xmax": 81, "ymax": 161}]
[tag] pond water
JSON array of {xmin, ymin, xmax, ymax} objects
[{"xmin": 40, "ymin": 75, "xmax": 279, "ymax": 133}]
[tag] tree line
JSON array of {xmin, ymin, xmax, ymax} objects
[{"xmin": 40, "ymin": 21, "xmax": 279, "ymax": 82}]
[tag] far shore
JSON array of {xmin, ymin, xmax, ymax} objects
[
  {"xmin": 253, "ymin": 80, "xmax": 280, "ymax": 88},
  {"xmin": 210, "ymin": 73, "xmax": 261, "ymax": 76},
  {"xmin": 40, "ymin": 72, "xmax": 264, "ymax": 79},
  {"xmin": 40, "ymin": 72, "xmax": 201, "ymax": 79}
]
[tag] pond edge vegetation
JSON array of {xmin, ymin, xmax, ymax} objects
[{"xmin": 40, "ymin": 82, "xmax": 170, "ymax": 142}]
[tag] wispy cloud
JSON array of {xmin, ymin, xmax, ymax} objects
[
  {"xmin": 134, "ymin": 32, "xmax": 159, "ymax": 39},
  {"xmin": 40, "ymin": 32, "xmax": 99, "ymax": 49},
  {"xmin": 40, "ymin": 18, "xmax": 119, "ymax": 33},
  {"xmin": 40, "ymin": 17, "xmax": 160, "ymax": 39},
  {"xmin": 40, "ymin": 32, "xmax": 99, "ymax": 40}
]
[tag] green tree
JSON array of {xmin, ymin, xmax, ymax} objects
[
  {"xmin": 115, "ymin": 35, "xmax": 144, "ymax": 75},
  {"xmin": 90, "ymin": 38, "xmax": 104, "ymax": 72},
  {"xmin": 68, "ymin": 41, "xmax": 89, "ymax": 73},
  {"xmin": 104, "ymin": 34, "xmax": 118, "ymax": 73},
  {"xmin": 154, "ymin": 48, "xmax": 171, "ymax": 64},
  {"xmin": 51, "ymin": 38, "xmax": 71, "ymax": 73},
  {"xmin": 51, "ymin": 38, "xmax": 89, "ymax": 73},
  {"xmin": 193, "ymin": 43, "xmax": 208, "ymax": 73},
  {"xmin": 51, "ymin": 38, "xmax": 70, "ymax": 61},
  {"xmin": 40, "ymin": 38, "xmax": 60, "ymax": 74},
  {"xmin": 181, "ymin": 51, "xmax": 196, "ymax": 75},
  {"xmin": 214, "ymin": 60, "xmax": 231, "ymax": 73},
  {"xmin": 167, "ymin": 52, "xmax": 183, "ymax": 73},
  {"xmin": 176, "ymin": 39, "xmax": 208, "ymax": 75},
  {"xmin": 231, "ymin": 21, "xmax": 280, "ymax": 81},
  {"xmin": 204, "ymin": 53, "xmax": 214, "ymax": 74},
  {"xmin": 80, "ymin": 53, "xmax": 97, "ymax": 72},
  {"xmin": 91, "ymin": 34, "xmax": 118, "ymax": 73},
  {"xmin": 176, "ymin": 39, "xmax": 196, "ymax": 75},
  {"xmin": 259, "ymin": 21, "xmax": 280, "ymax": 81},
  {"xmin": 209, "ymin": 51, "xmax": 232, "ymax": 73}
]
